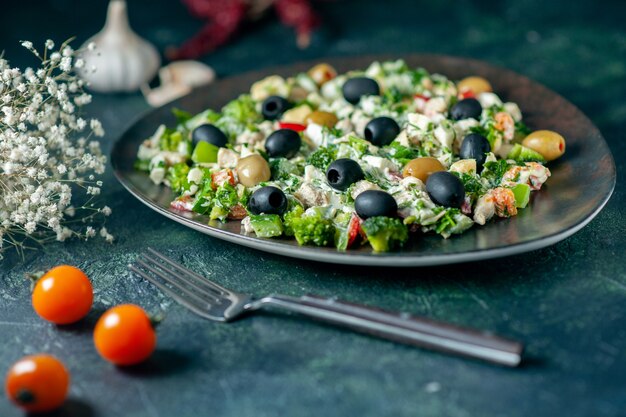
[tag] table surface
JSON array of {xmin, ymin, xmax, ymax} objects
[{"xmin": 1, "ymin": 1, "xmax": 625, "ymax": 416}]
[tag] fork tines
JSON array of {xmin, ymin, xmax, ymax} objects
[{"xmin": 130, "ymin": 248, "xmax": 226, "ymax": 311}]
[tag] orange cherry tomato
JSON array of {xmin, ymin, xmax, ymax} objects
[
  {"xmin": 5, "ymin": 354, "xmax": 69, "ymax": 413},
  {"xmin": 32, "ymin": 265, "xmax": 93, "ymax": 325},
  {"xmin": 94, "ymin": 304, "xmax": 157, "ymax": 366}
]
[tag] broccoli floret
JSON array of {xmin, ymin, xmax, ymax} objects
[
  {"xmin": 221, "ymin": 94, "xmax": 260, "ymax": 124},
  {"xmin": 292, "ymin": 214, "xmax": 336, "ymax": 246},
  {"xmin": 270, "ymin": 158, "xmax": 303, "ymax": 181},
  {"xmin": 306, "ymin": 146, "xmax": 337, "ymax": 171},
  {"xmin": 282, "ymin": 200, "xmax": 304, "ymax": 237},
  {"xmin": 249, "ymin": 214, "xmax": 284, "ymax": 238},
  {"xmin": 166, "ymin": 163, "xmax": 190, "ymax": 194},
  {"xmin": 361, "ymin": 216, "xmax": 408, "ymax": 252}
]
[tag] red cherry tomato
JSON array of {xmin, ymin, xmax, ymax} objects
[
  {"xmin": 5, "ymin": 354, "xmax": 69, "ymax": 413},
  {"xmin": 32, "ymin": 265, "xmax": 93, "ymax": 324},
  {"xmin": 94, "ymin": 304, "xmax": 157, "ymax": 366},
  {"xmin": 278, "ymin": 122, "xmax": 307, "ymax": 132}
]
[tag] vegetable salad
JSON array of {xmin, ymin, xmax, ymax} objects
[{"xmin": 135, "ymin": 59, "xmax": 565, "ymax": 252}]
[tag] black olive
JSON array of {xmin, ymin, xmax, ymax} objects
[
  {"xmin": 450, "ymin": 98, "xmax": 482, "ymax": 121},
  {"xmin": 460, "ymin": 133, "xmax": 491, "ymax": 170},
  {"xmin": 192, "ymin": 124, "xmax": 228, "ymax": 147},
  {"xmin": 248, "ymin": 186, "xmax": 288, "ymax": 215},
  {"xmin": 264, "ymin": 129, "xmax": 302, "ymax": 158},
  {"xmin": 326, "ymin": 158, "xmax": 364, "ymax": 191},
  {"xmin": 342, "ymin": 77, "xmax": 380, "ymax": 104},
  {"xmin": 355, "ymin": 190, "xmax": 398, "ymax": 219},
  {"xmin": 261, "ymin": 96, "xmax": 290, "ymax": 120},
  {"xmin": 426, "ymin": 171, "xmax": 465, "ymax": 208},
  {"xmin": 364, "ymin": 117, "xmax": 400, "ymax": 146}
]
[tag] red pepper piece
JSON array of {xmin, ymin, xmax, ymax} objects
[
  {"xmin": 346, "ymin": 214, "xmax": 362, "ymax": 249},
  {"xmin": 279, "ymin": 122, "xmax": 307, "ymax": 132}
]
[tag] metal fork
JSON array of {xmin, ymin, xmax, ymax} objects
[{"xmin": 130, "ymin": 248, "xmax": 523, "ymax": 367}]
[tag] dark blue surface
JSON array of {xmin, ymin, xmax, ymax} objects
[{"xmin": 1, "ymin": 1, "xmax": 625, "ymax": 416}]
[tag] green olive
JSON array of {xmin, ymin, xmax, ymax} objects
[
  {"xmin": 402, "ymin": 157, "xmax": 445, "ymax": 183},
  {"xmin": 522, "ymin": 130, "xmax": 566, "ymax": 161},
  {"xmin": 457, "ymin": 76, "xmax": 492, "ymax": 95},
  {"xmin": 236, "ymin": 154, "xmax": 271, "ymax": 187},
  {"xmin": 305, "ymin": 111, "xmax": 338, "ymax": 128},
  {"xmin": 308, "ymin": 63, "xmax": 337, "ymax": 85}
]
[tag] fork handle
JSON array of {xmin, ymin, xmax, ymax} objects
[{"xmin": 255, "ymin": 294, "xmax": 523, "ymax": 367}]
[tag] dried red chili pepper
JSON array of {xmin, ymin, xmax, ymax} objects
[{"xmin": 169, "ymin": 0, "xmax": 322, "ymax": 59}]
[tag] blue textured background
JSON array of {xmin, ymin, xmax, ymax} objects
[{"xmin": 1, "ymin": 1, "xmax": 625, "ymax": 416}]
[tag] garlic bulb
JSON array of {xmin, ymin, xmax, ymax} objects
[{"xmin": 79, "ymin": 0, "xmax": 160, "ymax": 93}]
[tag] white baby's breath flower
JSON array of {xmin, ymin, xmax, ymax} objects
[
  {"xmin": 87, "ymin": 186, "xmax": 100, "ymax": 196},
  {"xmin": 25, "ymin": 221, "xmax": 37, "ymax": 234},
  {"xmin": 85, "ymin": 226, "xmax": 96, "ymax": 238},
  {"xmin": 99, "ymin": 226, "xmax": 114, "ymax": 243},
  {"xmin": 0, "ymin": 39, "xmax": 112, "ymax": 254},
  {"xmin": 74, "ymin": 93, "xmax": 92, "ymax": 106},
  {"xmin": 60, "ymin": 57, "xmax": 72, "ymax": 73},
  {"xmin": 62, "ymin": 46, "xmax": 74, "ymax": 57},
  {"xmin": 90, "ymin": 119, "xmax": 104, "ymax": 137}
]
